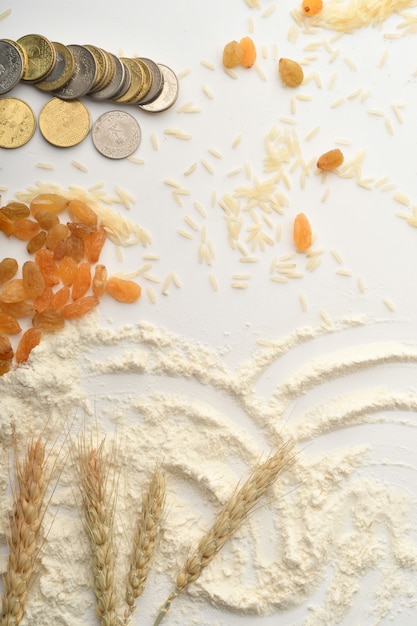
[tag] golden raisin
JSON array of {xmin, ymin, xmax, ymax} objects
[
  {"xmin": 0, "ymin": 257, "xmax": 18, "ymax": 285},
  {"xmin": 0, "ymin": 300, "xmax": 33, "ymax": 318},
  {"xmin": 279, "ymin": 58, "xmax": 304, "ymax": 87},
  {"xmin": 68, "ymin": 199, "xmax": 98, "ymax": 226},
  {"xmin": 84, "ymin": 227, "xmax": 106, "ymax": 264},
  {"xmin": 32, "ymin": 308, "xmax": 65, "ymax": 332},
  {"xmin": 0, "ymin": 334, "xmax": 13, "ymax": 360},
  {"xmin": 60, "ymin": 295, "xmax": 99, "ymax": 319},
  {"xmin": 0, "ymin": 212, "xmax": 15, "ymax": 236},
  {"xmin": 92, "ymin": 264, "xmax": 107, "ymax": 297},
  {"xmin": 293, "ymin": 213, "xmax": 312, "ymax": 252},
  {"xmin": 35, "ymin": 249, "xmax": 60, "ymax": 286},
  {"xmin": 58, "ymin": 256, "xmax": 78, "ymax": 286},
  {"xmin": 45, "ymin": 223, "xmax": 68, "ymax": 252},
  {"xmin": 222, "ymin": 40, "xmax": 243, "ymax": 69},
  {"xmin": 106, "ymin": 277, "xmax": 141, "ymax": 303},
  {"xmin": 30, "ymin": 193, "xmax": 68, "ymax": 216},
  {"xmin": 33, "ymin": 287, "xmax": 54, "ymax": 313},
  {"xmin": 67, "ymin": 222, "xmax": 95, "ymax": 237},
  {"xmin": 240, "ymin": 36, "xmax": 256, "ymax": 68},
  {"xmin": 51, "ymin": 286, "xmax": 70, "ymax": 310},
  {"xmin": 301, "ymin": 0, "xmax": 323, "ymax": 15},
  {"xmin": 26, "ymin": 230, "xmax": 47, "ymax": 254},
  {"xmin": 34, "ymin": 210, "xmax": 60, "ymax": 230},
  {"xmin": 0, "ymin": 202, "xmax": 30, "ymax": 220},
  {"xmin": 15, "ymin": 327, "xmax": 42, "ymax": 363},
  {"xmin": 0, "ymin": 311, "xmax": 21, "ymax": 334},
  {"xmin": 0, "ymin": 279, "xmax": 27, "ymax": 304},
  {"xmin": 66, "ymin": 234, "xmax": 85, "ymax": 263},
  {"xmin": 0, "ymin": 359, "xmax": 11, "ymax": 376},
  {"xmin": 317, "ymin": 148, "xmax": 344, "ymax": 171},
  {"xmin": 12, "ymin": 218, "xmax": 40, "ymax": 241},
  {"xmin": 22, "ymin": 261, "xmax": 46, "ymax": 298},
  {"xmin": 71, "ymin": 262, "xmax": 91, "ymax": 300}
]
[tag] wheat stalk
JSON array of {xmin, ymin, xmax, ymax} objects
[
  {"xmin": 1, "ymin": 436, "xmax": 46, "ymax": 626},
  {"xmin": 153, "ymin": 441, "xmax": 295, "ymax": 626},
  {"xmin": 75, "ymin": 436, "xmax": 119, "ymax": 626},
  {"xmin": 123, "ymin": 468, "xmax": 165, "ymax": 624}
]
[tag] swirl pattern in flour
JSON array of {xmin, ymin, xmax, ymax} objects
[{"xmin": 0, "ymin": 313, "xmax": 416, "ymax": 626}]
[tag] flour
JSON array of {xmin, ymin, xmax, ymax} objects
[{"xmin": 0, "ymin": 313, "xmax": 417, "ymax": 625}]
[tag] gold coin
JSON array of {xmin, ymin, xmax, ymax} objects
[
  {"xmin": 128, "ymin": 58, "xmax": 153, "ymax": 103},
  {"xmin": 0, "ymin": 98, "xmax": 36, "ymax": 148},
  {"xmin": 17, "ymin": 34, "xmax": 56, "ymax": 82},
  {"xmin": 2, "ymin": 38, "xmax": 28, "ymax": 72},
  {"xmin": 38, "ymin": 97, "xmax": 90, "ymax": 147},
  {"xmin": 35, "ymin": 42, "xmax": 75, "ymax": 91},
  {"xmin": 91, "ymin": 48, "xmax": 116, "ymax": 93},
  {"xmin": 84, "ymin": 45, "xmax": 107, "ymax": 92},
  {"xmin": 113, "ymin": 57, "xmax": 143, "ymax": 103}
]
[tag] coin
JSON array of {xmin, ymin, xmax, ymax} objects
[
  {"xmin": 83, "ymin": 45, "xmax": 108, "ymax": 92},
  {"xmin": 92, "ymin": 110, "xmax": 141, "ymax": 159},
  {"xmin": 17, "ymin": 34, "xmax": 56, "ymax": 82},
  {"xmin": 35, "ymin": 42, "xmax": 75, "ymax": 91},
  {"xmin": 111, "ymin": 60, "xmax": 131, "ymax": 100},
  {"xmin": 112, "ymin": 58, "xmax": 143, "ymax": 103},
  {"xmin": 0, "ymin": 39, "xmax": 25, "ymax": 94},
  {"xmin": 53, "ymin": 44, "xmax": 97, "ymax": 100},
  {"xmin": 90, "ymin": 53, "xmax": 125, "ymax": 100},
  {"xmin": 39, "ymin": 97, "xmax": 91, "ymax": 147},
  {"xmin": 127, "ymin": 58, "xmax": 153, "ymax": 103},
  {"xmin": 134, "ymin": 57, "xmax": 164, "ymax": 105},
  {"xmin": 0, "ymin": 98, "xmax": 36, "ymax": 148},
  {"xmin": 139, "ymin": 64, "xmax": 179, "ymax": 112}
]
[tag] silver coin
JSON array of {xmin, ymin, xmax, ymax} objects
[
  {"xmin": 111, "ymin": 59, "xmax": 131, "ymax": 100},
  {"xmin": 92, "ymin": 110, "xmax": 141, "ymax": 159},
  {"xmin": 0, "ymin": 40, "xmax": 24, "ymax": 95},
  {"xmin": 90, "ymin": 54, "xmax": 125, "ymax": 101},
  {"xmin": 134, "ymin": 57, "xmax": 164, "ymax": 105},
  {"xmin": 53, "ymin": 45, "xmax": 97, "ymax": 100},
  {"xmin": 139, "ymin": 64, "xmax": 178, "ymax": 113}
]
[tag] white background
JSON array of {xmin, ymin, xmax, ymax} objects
[{"xmin": 1, "ymin": 1, "xmax": 417, "ymax": 625}]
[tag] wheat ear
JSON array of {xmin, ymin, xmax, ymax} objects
[
  {"xmin": 76, "ymin": 437, "xmax": 118, "ymax": 626},
  {"xmin": 1, "ymin": 436, "xmax": 46, "ymax": 626},
  {"xmin": 124, "ymin": 468, "xmax": 165, "ymax": 624},
  {"xmin": 153, "ymin": 441, "xmax": 295, "ymax": 626}
]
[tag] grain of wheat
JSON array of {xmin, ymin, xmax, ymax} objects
[
  {"xmin": 124, "ymin": 469, "xmax": 165, "ymax": 624},
  {"xmin": 75, "ymin": 437, "xmax": 118, "ymax": 626},
  {"xmin": 1, "ymin": 436, "xmax": 47, "ymax": 626},
  {"xmin": 153, "ymin": 441, "xmax": 295, "ymax": 625}
]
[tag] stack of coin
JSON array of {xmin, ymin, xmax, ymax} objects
[{"xmin": 0, "ymin": 34, "xmax": 179, "ymax": 112}]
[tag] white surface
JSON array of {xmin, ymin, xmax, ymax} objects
[{"xmin": 1, "ymin": 1, "xmax": 417, "ymax": 625}]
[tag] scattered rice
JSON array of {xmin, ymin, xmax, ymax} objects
[
  {"xmin": 261, "ymin": 3, "xmax": 276, "ymax": 17},
  {"xmin": 71, "ymin": 160, "xmax": 88, "ymax": 173},
  {"xmin": 177, "ymin": 101, "xmax": 201, "ymax": 113},
  {"xmin": 202, "ymin": 84, "xmax": 214, "ymax": 99},
  {"xmin": 36, "ymin": 162, "xmax": 54, "ymax": 170},
  {"xmin": 378, "ymin": 49, "xmax": 388, "ymax": 68},
  {"xmin": 300, "ymin": 293, "xmax": 308, "ymax": 311},
  {"xmin": 393, "ymin": 191, "xmax": 410, "ymax": 207},
  {"xmin": 344, "ymin": 56, "xmax": 358, "ymax": 71},
  {"xmin": 224, "ymin": 68, "xmax": 238, "ymax": 79},
  {"xmin": 184, "ymin": 162, "xmax": 198, "ymax": 176},
  {"xmin": 200, "ymin": 59, "xmax": 216, "ymax": 71},
  {"xmin": 201, "ymin": 159, "xmax": 215, "ymax": 174},
  {"xmin": 320, "ymin": 309, "xmax": 332, "ymax": 326},
  {"xmin": 262, "ymin": 44, "xmax": 268, "ymax": 58},
  {"xmin": 193, "ymin": 201, "xmax": 206, "ymax": 217},
  {"xmin": 383, "ymin": 297, "xmax": 395, "ymax": 311},
  {"xmin": 184, "ymin": 216, "xmax": 199, "ymax": 231},
  {"xmin": 347, "ymin": 87, "xmax": 362, "ymax": 99},
  {"xmin": 143, "ymin": 254, "xmax": 160, "ymax": 261},
  {"xmin": 128, "ymin": 156, "xmax": 145, "ymax": 164},
  {"xmin": 0, "ymin": 185, "xmax": 8, "ymax": 191},
  {"xmin": 374, "ymin": 176, "xmax": 389, "ymax": 188},
  {"xmin": 146, "ymin": 286, "xmax": 157, "ymax": 303},
  {"xmin": 248, "ymin": 16, "xmax": 255, "ymax": 33},
  {"xmin": 240, "ymin": 256, "xmax": 259, "ymax": 263},
  {"xmin": 360, "ymin": 89, "xmax": 371, "ymax": 103},
  {"xmin": 136, "ymin": 262, "xmax": 153, "ymax": 275},
  {"xmin": 232, "ymin": 281, "xmax": 249, "ymax": 289},
  {"xmin": 329, "ymin": 49, "xmax": 339, "ymax": 63},
  {"xmin": 305, "ymin": 126, "xmax": 320, "ymax": 141},
  {"xmin": 0, "ymin": 8, "xmax": 12, "ymax": 20},
  {"xmin": 358, "ymin": 276, "xmax": 365, "ymax": 293},
  {"xmin": 330, "ymin": 97, "xmax": 345, "ymax": 108},
  {"xmin": 177, "ymin": 229, "xmax": 194, "ymax": 240},
  {"xmin": 384, "ymin": 117, "xmax": 394, "ymax": 135},
  {"xmin": 296, "ymin": 93, "xmax": 313, "ymax": 101},
  {"xmin": 164, "ymin": 178, "xmax": 181, "ymax": 188},
  {"xmin": 177, "ymin": 68, "xmax": 191, "ymax": 79},
  {"xmin": 227, "ymin": 167, "xmax": 243, "ymax": 177},
  {"xmin": 367, "ymin": 108, "xmax": 385, "ymax": 117},
  {"xmin": 209, "ymin": 273, "xmax": 219, "ymax": 291},
  {"xmin": 164, "ymin": 128, "xmax": 192, "ymax": 140},
  {"xmin": 115, "ymin": 185, "xmax": 135, "ymax": 210},
  {"xmin": 143, "ymin": 273, "xmax": 161, "ymax": 284},
  {"xmin": 279, "ymin": 117, "xmax": 297, "ymax": 125},
  {"xmin": 321, "ymin": 187, "xmax": 331, "ymax": 203},
  {"xmin": 208, "ymin": 147, "xmax": 223, "ymax": 159},
  {"xmin": 331, "ymin": 249, "xmax": 343, "ymax": 264},
  {"xmin": 151, "ymin": 132, "xmax": 159, "ymax": 150},
  {"xmin": 336, "ymin": 268, "xmax": 353, "ymax": 277},
  {"xmin": 391, "ymin": 103, "xmax": 405, "ymax": 123},
  {"xmin": 115, "ymin": 246, "xmax": 123, "ymax": 262},
  {"xmin": 255, "ymin": 63, "xmax": 267, "ymax": 81}
]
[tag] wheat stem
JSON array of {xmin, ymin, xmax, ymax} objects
[
  {"xmin": 124, "ymin": 468, "xmax": 165, "ymax": 624},
  {"xmin": 76, "ymin": 437, "xmax": 118, "ymax": 626},
  {"xmin": 1, "ymin": 436, "xmax": 46, "ymax": 626},
  {"xmin": 153, "ymin": 441, "xmax": 295, "ymax": 626}
]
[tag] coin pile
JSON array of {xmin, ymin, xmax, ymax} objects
[{"xmin": 0, "ymin": 35, "xmax": 179, "ymax": 111}]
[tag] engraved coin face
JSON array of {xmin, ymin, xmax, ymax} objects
[
  {"xmin": 112, "ymin": 58, "xmax": 143, "ymax": 104},
  {"xmin": 134, "ymin": 57, "xmax": 164, "ymax": 105},
  {"xmin": 0, "ymin": 40, "xmax": 24, "ymax": 94},
  {"xmin": 90, "ymin": 53, "xmax": 125, "ymax": 100},
  {"xmin": 139, "ymin": 64, "xmax": 179, "ymax": 112},
  {"xmin": 39, "ymin": 97, "xmax": 91, "ymax": 147},
  {"xmin": 92, "ymin": 110, "xmax": 141, "ymax": 159},
  {"xmin": 0, "ymin": 98, "xmax": 36, "ymax": 148},
  {"xmin": 35, "ymin": 42, "xmax": 75, "ymax": 91},
  {"xmin": 17, "ymin": 34, "xmax": 55, "ymax": 82},
  {"xmin": 53, "ymin": 45, "xmax": 97, "ymax": 100}
]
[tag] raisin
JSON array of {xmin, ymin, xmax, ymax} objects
[
  {"xmin": 279, "ymin": 58, "xmax": 304, "ymax": 87},
  {"xmin": 53, "ymin": 239, "xmax": 67, "ymax": 261},
  {"xmin": 0, "ymin": 279, "xmax": 27, "ymax": 304},
  {"xmin": 45, "ymin": 223, "xmax": 68, "ymax": 252},
  {"xmin": 71, "ymin": 262, "xmax": 91, "ymax": 300},
  {"xmin": 106, "ymin": 277, "xmax": 142, "ymax": 303},
  {"xmin": 22, "ymin": 261, "xmax": 46, "ymax": 298},
  {"xmin": 15, "ymin": 327, "xmax": 42, "ymax": 363},
  {"xmin": 0, "ymin": 334, "xmax": 13, "ymax": 360},
  {"xmin": 27, "ymin": 230, "xmax": 47, "ymax": 254},
  {"xmin": 51, "ymin": 286, "xmax": 70, "ymax": 310},
  {"xmin": 60, "ymin": 295, "xmax": 99, "ymax": 319},
  {"xmin": 32, "ymin": 308, "xmax": 65, "ymax": 332},
  {"xmin": 13, "ymin": 218, "xmax": 40, "ymax": 241},
  {"xmin": 66, "ymin": 234, "xmax": 85, "ymax": 263},
  {"xmin": 84, "ymin": 227, "xmax": 106, "ymax": 263},
  {"xmin": 0, "ymin": 311, "xmax": 21, "ymax": 334},
  {"xmin": 301, "ymin": 0, "xmax": 323, "ymax": 15},
  {"xmin": 293, "ymin": 213, "xmax": 312, "ymax": 252},
  {"xmin": 0, "ymin": 360, "xmax": 11, "ymax": 376},
  {"xmin": 0, "ymin": 212, "xmax": 15, "ymax": 236},
  {"xmin": 67, "ymin": 222, "xmax": 95, "ymax": 237},
  {"xmin": 30, "ymin": 193, "xmax": 68, "ymax": 215},
  {"xmin": 92, "ymin": 264, "xmax": 107, "ymax": 297},
  {"xmin": 222, "ymin": 41, "xmax": 243, "ymax": 69},
  {"xmin": 68, "ymin": 199, "xmax": 98, "ymax": 226},
  {"xmin": 58, "ymin": 256, "xmax": 78, "ymax": 286},
  {"xmin": 240, "ymin": 37, "xmax": 256, "ymax": 68},
  {"xmin": 33, "ymin": 287, "xmax": 53, "ymax": 313},
  {"xmin": 0, "ymin": 202, "xmax": 30, "ymax": 220},
  {"xmin": 0, "ymin": 258, "xmax": 18, "ymax": 285},
  {"xmin": 35, "ymin": 249, "xmax": 60, "ymax": 286},
  {"xmin": 316, "ymin": 148, "xmax": 344, "ymax": 171},
  {"xmin": 34, "ymin": 210, "xmax": 60, "ymax": 230},
  {"xmin": 0, "ymin": 300, "xmax": 33, "ymax": 318}
]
